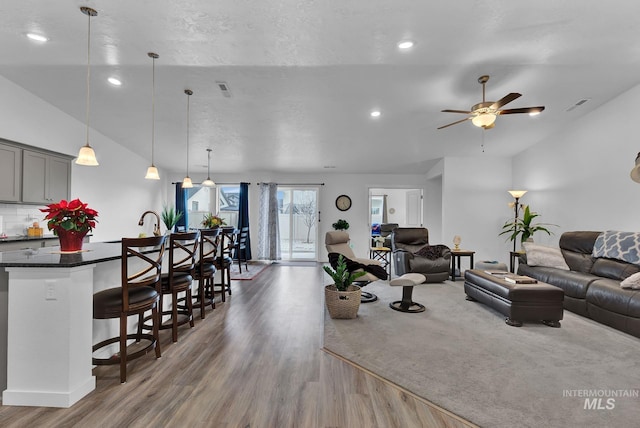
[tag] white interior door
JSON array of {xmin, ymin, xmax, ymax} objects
[{"xmin": 406, "ymin": 189, "xmax": 423, "ymax": 227}]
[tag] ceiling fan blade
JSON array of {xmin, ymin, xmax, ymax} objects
[
  {"xmin": 442, "ymin": 109, "xmax": 472, "ymax": 114},
  {"xmin": 490, "ymin": 93, "xmax": 522, "ymax": 110},
  {"xmin": 437, "ymin": 117, "xmax": 471, "ymax": 129},
  {"xmin": 498, "ymin": 106, "xmax": 545, "ymax": 115}
]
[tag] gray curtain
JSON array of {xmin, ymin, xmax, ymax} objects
[
  {"xmin": 382, "ymin": 194, "xmax": 388, "ymax": 223},
  {"xmin": 257, "ymin": 183, "xmax": 281, "ymax": 260}
]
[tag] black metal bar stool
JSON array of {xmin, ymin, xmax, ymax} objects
[{"xmin": 92, "ymin": 235, "xmax": 167, "ymax": 383}]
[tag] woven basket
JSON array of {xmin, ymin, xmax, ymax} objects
[{"xmin": 325, "ymin": 284, "xmax": 361, "ymax": 319}]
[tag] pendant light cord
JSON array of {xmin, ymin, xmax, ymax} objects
[
  {"xmin": 85, "ymin": 11, "xmax": 92, "ymax": 146},
  {"xmin": 151, "ymin": 55, "xmax": 156, "ymax": 165},
  {"xmin": 186, "ymin": 90, "xmax": 191, "ymax": 177}
]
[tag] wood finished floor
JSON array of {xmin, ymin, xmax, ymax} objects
[{"xmin": 0, "ymin": 264, "xmax": 475, "ymax": 428}]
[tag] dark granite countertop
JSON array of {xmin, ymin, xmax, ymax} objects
[
  {"xmin": 0, "ymin": 235, "xmax": 58, "ymax": 242},
  {"xmin": 0, "ymin": 242, "xmax": 123, "ymax": 268}
]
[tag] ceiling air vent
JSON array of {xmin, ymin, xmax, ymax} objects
[
  {"xmin": 216, "ymin": 81, "xmax": 232, "ymax": 98},
  {"xmin": 566, "ymin": 98, "xmax": 590, "ymax": 112}
]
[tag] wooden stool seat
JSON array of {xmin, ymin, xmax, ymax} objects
[{"xmin": 92, "ymin": 235, "xmax": 166, "ymax": 383}]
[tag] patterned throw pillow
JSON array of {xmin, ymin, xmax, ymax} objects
[
  {"xmin": 592, "ymin": 231, "xmax": 640, "ymax": 265},
  {"xmin": 414, "ymin": 244, "xmax": 450, "ymax": 260},
  {"xmin": 523, "ymin": 242, "xmax": 569, "ymax": 270}
]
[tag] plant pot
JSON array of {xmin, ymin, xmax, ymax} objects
[
  {"xmin": 56, "ymin": 229, "xmax": 88, "ymax": 252},
  {"xmin": 324, "ymin": 284, "xmax": 361, "ymax": 319}
]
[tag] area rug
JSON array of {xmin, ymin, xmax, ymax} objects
[
  {"xmin": 229, "ymin": 262, "xmax": 270, "ymax": 280},
  {"xmin": 323, "ymin": 280, "xmax": 640, "ymax": 428}
]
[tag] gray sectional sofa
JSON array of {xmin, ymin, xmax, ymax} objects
[{"xmin": 517, "ymin": 231, "xmax": 640, "ymax": 338}]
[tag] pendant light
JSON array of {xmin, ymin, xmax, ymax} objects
[
  {"xmin": 75, "ymin": 6, "xmax": 99, "ymax": 166},
  {"xmin": 201, "ymin": 148, "xmax": 216, "ymax": 187},
  {"xmin": 182, "ymin": 89, "xmax": 193, "ymax": 188},
  {"xmin": 145, "ymin": 52, "xmax": 160, "ymax": 179}
]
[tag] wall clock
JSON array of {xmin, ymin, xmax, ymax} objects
[{"xmin": 335, "ymin": 194, "xmax": 352, "ymax": 211}]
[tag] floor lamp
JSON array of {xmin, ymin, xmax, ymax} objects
[{"xmin": 508, "ymin": 190, "xmax": 527, "ymax": 253}]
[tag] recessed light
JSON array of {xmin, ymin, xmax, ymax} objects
[
  {"xmin": 397, "ymin": 40, "xmax": 414, "ymax": 49},
  {"xmin": 107, "ymin": 77, "xmax": 122, "ymax": 86},
  {"xmin": 529, "ymin": 111, "xmax": 540, "ymax": 117},
  {"xmin": 370, "ymin": 110, "xmax": 381, "ymax": 118},
  {"xmin": 26, "ymin": 33, "xmax": 49, "ymax": 42}
]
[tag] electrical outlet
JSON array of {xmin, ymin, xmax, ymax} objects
[{"xmin": 45, "ymin": 280, "xmax": 56, "ymax": 300}]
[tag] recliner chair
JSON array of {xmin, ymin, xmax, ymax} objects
[
  {"xmin": 325, "ymin": 231, "xmax": 386, "ymax": 302},
  {"xmin": 392, "ymin": 227, "xmax": 451, "ymax": 282}
]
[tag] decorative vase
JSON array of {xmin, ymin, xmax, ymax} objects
[
  {"xmin": 324, "ymin": 284, "xmax": 361, "ymax": 319},
  {"xmin": 56, "ymin": 229, "xmax": 87, "ymax": 252}
]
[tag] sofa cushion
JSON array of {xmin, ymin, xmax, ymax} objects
[
  {"xmin": 559, "ymin": 231, "xmax": 601, "ymax": 273},
  {"xmin": 586, "ymin": 278, "xmax": 640, "ymax": 318},
  {"xmin": 621, "ymin": 272, "xmax": 640, "ymax": 289},
  {"xmin": 518, "ymin": 264, "xmax": 598, "ymax": 299},
  {"xmin": 590, "ymin": 257, "xmax": 640, "ymax": 281},
  {"xmin": 522, "ymin": 242, "xmax": 569, "ymax": 270}
]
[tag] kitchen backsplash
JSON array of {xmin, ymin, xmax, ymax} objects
[{"xmin": 0, "ymin": 204, "xmax": 52, "ymax": 237}]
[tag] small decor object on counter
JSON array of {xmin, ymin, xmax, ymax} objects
[
  {"xmin": 372, "ymin": 236, "xmax": 385, "ymax": 248},
  {"xmin": 161, "ymin": 205, "xmax": 183, "ymax": 233},
  {"xmin": 202, "ymin": 213, "xmax": 226, "ymax": 229},
  {"xmin": 40, "ymin": 198, "xmax": 98, "ymax": 252},
  {"xmin": 27, "ymin": 222, "xmax": 44, "ymax": 237}
]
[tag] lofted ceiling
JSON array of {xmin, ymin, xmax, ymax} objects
[{"xmin": 1, "ymin": 0, "xmax": 639, "ymax": 175}]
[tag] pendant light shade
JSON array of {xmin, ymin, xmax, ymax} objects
[
  {"xmin": 201, "ymin": 148, "xmax": 215, "ymax": 187},
  {"xmin": 145, "ymin": 52, "xmax": 160, "ymax": 179},
  {"xmin": 182, "ymin": 89, "xmax": 193, "ymax": 188},
  {"xmin": 75, "ymin": 6, "xmax": 99, "ymax": 166}
]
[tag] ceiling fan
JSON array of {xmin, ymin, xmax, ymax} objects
[{"xmin": 437, "ymin": 75, "xmax": 545, "ymax": 130}]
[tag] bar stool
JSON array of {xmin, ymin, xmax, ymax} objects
[
  {"xmin": 215, "ymin": 226, "xmax": 236, "ymax": 301},
  {"xmin": 233, "ymin": 226, "xmax": 250, "ymax": 273},
  {"xmin": 92, "ymin": 235, "xmax": 166, "ymax": 383},
  {"xmin": 145, "ymin": 231, "xmax": 199, "ymax": 343},
  {"xmin": 192, "ymin": 228, "xmax": 220, "ymax": 318}
]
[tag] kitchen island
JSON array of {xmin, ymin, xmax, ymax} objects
[{"xmin": 0, "ymin": 241, "xmax": 129, "ymax": 408}]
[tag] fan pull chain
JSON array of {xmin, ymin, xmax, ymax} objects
[{"xmin": 481, "ymin": 129, "xmax": 485, "ymax": 153}]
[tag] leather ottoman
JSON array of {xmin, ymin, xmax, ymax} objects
[{"xmin": 464, "ymin": 269, "xmax": 564, "ymax": 327}]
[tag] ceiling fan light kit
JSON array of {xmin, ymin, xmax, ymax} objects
[{"xmin": 438, "ymin": 75, "xmax": 545, "ymax": 130}]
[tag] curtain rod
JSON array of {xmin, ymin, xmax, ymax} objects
[
  {"xmin": 256, "ymin": 182, "xmax": 324, "ymax": 186},
  {"xmin": 171, "ymin": 182, "xmax": 251, "ymax": 185}
]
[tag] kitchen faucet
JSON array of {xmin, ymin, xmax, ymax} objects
[{"xmin": 138, "ymin": 211, "xmax": 162, "ymax": 237}]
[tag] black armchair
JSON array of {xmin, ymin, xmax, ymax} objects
[{"xmin": 391, "ymin": 227, "xmax": 451, "ymax": 282}]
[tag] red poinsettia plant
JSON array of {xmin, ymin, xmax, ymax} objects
[{"xmin": 40, "ymin": 198, "xmax": 99, "ymax": 235}]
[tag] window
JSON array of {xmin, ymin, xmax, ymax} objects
[{"xmin": 184, "ymin": 184, "xmax": 240, "ymax": 229}]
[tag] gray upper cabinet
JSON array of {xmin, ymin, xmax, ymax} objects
[
  {"xmin": 0, "ymin": 143, "xmax": 22, "ymax": 202},
  {"xmin": 22, "ymin": 150, "xmax": 71, "ymax": 204}
]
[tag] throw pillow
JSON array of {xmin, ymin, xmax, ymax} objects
[
  {"xmin": 621, "ymin": 272, "xmax": 640, "ymax": 289},
  {"xmin": 592, "ymin": 231, "xmax": 640, "ymax": 265},
  {"xmin": 523, "ymin": 242, "xmax": 569, "ymax": 270},
  {"xmin": 414, "ymin": 244, "xmax": 450, "ymax": 260}
]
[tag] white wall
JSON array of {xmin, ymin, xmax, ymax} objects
[
  {"xmin": 0, "ymin": 76, "xmax": 165, "ymax": 242},
  {"xmin": 440, "ymin": 156, "xmax": 513, "ymax": 266},
  {"xmin": 513, "ymin": 83, "xmax": 640, "ymax": 242}
]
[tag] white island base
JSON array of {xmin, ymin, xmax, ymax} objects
[{"xmin": 2, "ymin": 265, "xmax": 96, "ymax": 407}]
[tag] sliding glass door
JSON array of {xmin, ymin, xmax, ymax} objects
[{"xmin": 278, "ymin": 187, "xmax": 319, "ymax": 260}]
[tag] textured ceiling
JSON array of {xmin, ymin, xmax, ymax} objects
[{"xmin": 1, "ymin": 0, "xmax": 639, "ymax": 175}]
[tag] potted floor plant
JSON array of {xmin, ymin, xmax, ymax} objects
[
  {"xmin": 499, "ymin": 205, "xmax": 557, "ymax": 246},
  {"xmin": 323, "ymin": 254, "xmax": 366, "ymax": 319}
]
